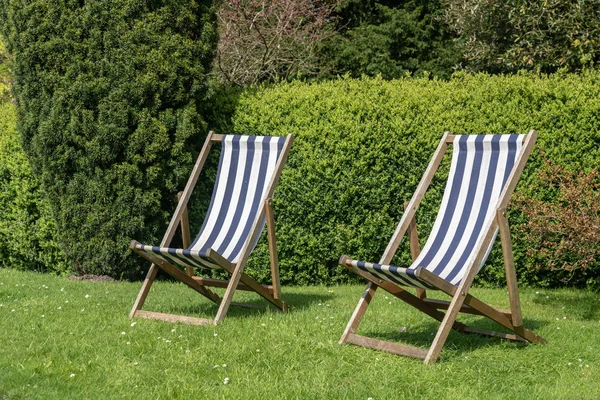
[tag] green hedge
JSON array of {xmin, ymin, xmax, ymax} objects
[
  {"xmin": 0, "ymin": 0, "xmax": 217, "ymax": 278},
  {"xmin": 228, "ymin": 72, "xmax": 600, "ymax": 287},
  {"xmin": 0, "ymin": 85, "xmax": 68, "ymax": 272}
]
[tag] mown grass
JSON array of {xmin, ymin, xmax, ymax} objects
[{"xmin": 1, "ymin": 268, "xmax": 599, "ymax": 399}]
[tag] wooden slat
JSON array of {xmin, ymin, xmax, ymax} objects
[
  {"xmin": 341, "ymin": 260, "xmax": 467, "ymax": 332},
  {"xmin": 339, "ymin": 281, "xmax": 378, "ymax": 345},
  {"xmin": 497, "ymin": 208, "xmax": 523, "ymax": 327},
  {"xmin": 130, "ymin": 131, "xmax": 215, "ymax": 317},
  {"xmin": 131, "ymin": 242, "xmax": 221, "ymax": 304},
  {"xmin": 423, "ymin": 298, "xmax": 511, "ymax": 319},
  {"xmin": 380, "ymin": 132, "xmax": 450, "ymax": 264},
  {"xmin": 214, "ymin": 135, "xmax": 294, "ymax": 324},
  {"xmin": 210, "ymin": 133, "xmax": 225, "ymax": 142},
  {"xmin": 346, "ymin": 333, "xmax": 428, "ymax": 360},
  {"xmin": 135, "ymin": 310, "xmax": 213, "ymax": 326},
  {"xmin": 405, "ymin": 200, "xmax": 425, "ymax": 299},
  {"xmin": 422, "ymin": 130, "xmax": 540, "ymax": 364},
  {"xmin": 206, "ymin": 248, "xmax": 288, "ymax": 312},
  {"xmin": 444, "ymin": 134, "xmax": 456, "ymax": 143},
  {"xmin": 192, "ymin": 276, "xmax": 274, "ymax": 293},
  {"xmin": 265, "ymin": 198, "xmax": 281, "ymax": 300},
  {"xmin": 177, "ymin": 191, "xmax": 194, "ymax": 277},
  {"xmin": 462, "ymin": 326, "xmax": 526, "ymax": 342}
]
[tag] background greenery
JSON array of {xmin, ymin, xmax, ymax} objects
[
  {"xmin": 226, "ymin": 72, "xmax": 600, "ymax": 288},
  {"xmin": 0, "ymin": 0, "xmax": 217, "ymax": 278}
]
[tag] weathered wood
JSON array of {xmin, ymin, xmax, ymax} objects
[
  {"xmin": 210, "ymin": 133, "xmax": 225, "ymax": 142},
  {"xmin": 346, "ymin": 333, "xmax": 429, "ymax": 359},
  {"xmin": 177, "ymin": 191, "xmax": 193, "ymax": 277},
  {"xmin": 339, "ymin": 281, "xmax": 378, "ymax": 345},
  {"xmin": 423, "ymin": 130, "xmax": 540, "ymax": 364},
  {"xmin": 131, "ymin": 242, "xmax": 221, "ymax": 304},
  {"xmin": 129, "ymin": 265, "xmax": 159, "ymax": 318},
  {"xmin": 205, "ymin": 248, "xmax": 287, "ymax": 313},
  {"xmin": 135, "ymin": 310, "xmax": 213, "ymax": 326},
  {"xmin": 423, "ymin": 298, "xmax": 511, "ymax": 319},
  {"xmin": 192, "ymin": 276, "xmax": 274, "ymax": 293},
  {"xmin": 381, "ymin": 132, "xmax": 450, "ymax": 264},
  {"xmin": 405, "ymin": 200, "xmax": 425, "ymax": 299},
  {"xmin": 130, "ymin": 131, "xmax": 215, "ymax": 318},
  {"xmin": 342, "ymin": 261, "xmax": 466, "ymax": 331},
  {"xmin": 265, "ymin": 198, "xmax": 281, "ymax": 300},
  {"xmin": 497, "ymin": 208, "xmax": 523, "ymax": 327},
  {"xmin": 214, "ymin": 135, "xmax": 294, "ymax": 324},
  {"xmin": 462, "ymin": 326, "xmax": 527, "ymax": 342}
]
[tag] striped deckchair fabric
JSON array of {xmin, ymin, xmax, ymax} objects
[
  {"xmin": 133, "ymin": 135, "xmax": 286, "ymax": 270},
  {"xmin": 349, "ymin": 134, "xmax": 525, "ymax": 289},
  {"xmin": 130, "ymin": 132, "xmax": 293, "ymax": 326},
  {"xmin": 339, "ymin": 131, "xmax": 545, "ymax": 364}
]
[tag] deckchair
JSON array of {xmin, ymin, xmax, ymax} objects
[
  {"xmin": 339, "ymin": 130, "xmax": 546, "ymax": 364},
  {"xmin": 130, "ymin": 131, "xmax": 293, "ymax": 325}
]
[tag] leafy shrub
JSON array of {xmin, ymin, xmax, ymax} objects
[
  {"xmin": 0, "ymin": 92, "xmax": 68, "ymax": 273},
  {"xmin": 513, "ymin": 156, "xmax": 600, "ymax": 290},
  {"xmin": 229, "ymin": 72, "xmax": 600, "ymax": 287},
  {"xmin": 0, "ymin": 0, "xmax": 217, "ymax": 278}
]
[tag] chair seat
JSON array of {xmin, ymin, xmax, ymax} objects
[
  {"xmin": 133, "ymin": 243, "xmax": 222, "ymax": 270},
  {"xmin": 348, "ymin": 259, "xmax": 437, "ymax": 290}
]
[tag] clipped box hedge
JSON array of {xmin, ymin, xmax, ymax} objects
[{"xmin": 225, "ymin": 72, "xmax": 600, "ymax": 286}]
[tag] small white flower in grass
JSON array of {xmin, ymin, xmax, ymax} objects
[
  {"xmin": 61, "ymin": 288, "xmax": 64, "ymax": 292},
  {"xmin": 41, "ymin": 315, "xmax": 45, "ymax": 318},
  {"xmin": 58, "ymin": 307, "xmax": 62, "ymax": 310},
  {"xmin": 65, "ymin": 300, "xmax": 69, "ymax": 303},
  {"xmin": 134, "ymin": 362, "xmax": 139, "ymax": 366},
  {"xmin": 260, "ymin": 323, "xmax": 266, "ymax": 327},
  {"xmin": 11, "ymin": 309, "xmax": 15, "ymax": 312},
  {"xmin": 535, "ymin": 291, "xmax": 539, "ymax": 294},
  {"xmin": 165, "ymin": 340, "xmax": 172, "ymax": 343},
  {"xmin": 568, "ymin": 362, "xmax": 572, "ymax": 366},
  {"xmin": 222, "ymin": 364, "xmax": 227, "ymax": 368},
  {"xmin": 367, "ymin": 397, "xmax": 374, "ymax": 400},
  {"xmin": 171, "ymin": 328, "xmax": 176, "ymax": 333},
  {"xmin": 256, "ymin": 349, "xmax": 260, "ymax": 352},
  {"xmin": 318, "ymin": 303, "xmax": 322, "ymax": 306},
  {"xmin": 126, "ymin": 342, "xmax": 130, "ymax": 345},
  {"xmin": 213, "ymin": 365, "xmax": 219, "ymax": 368},
  {"xmin": 578, "ymin": 358, "xmax": 582, "ymax": 362},
  {"xmin": 81, "ymin": 308, "xmax": 85, "ymax": 312},
  {"xmin": 70, "ymin": 373, "xmax": 76, "ymax": 378},
  {"xmin": 223, "ymin": 377, "xmax": 230, "ymax": 385},
  {"xmin": 85, "ymin": 294, "xmax": 90, "ymax": 299},
  {"xmin": 130, "ymin": 322, "xmax": 137, "ymax": 327},
  {"xmin": 121, "ymin": 332, "xmax": 126, "ymax": 335},
  {"xmin": 557, "ymin": 327, "xmax": 560, "ymax": 330},
  {"xmin": 213, "ymin": 333, "xmax": 218, "ymax": 337},
  {"xmin": 105, "ymin": 291, "xmax": 109, "ymax": 294}
]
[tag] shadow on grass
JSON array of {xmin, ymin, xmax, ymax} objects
[
  {"xmin": 530, "ymin": 290, "xmax": 600, "ymax": 321},
  {"xmin": 361, "ymin": 317, "xmax": 548, "ymax": 355},
  {"xmin": 155, "ymin": 291, "xmax": 334, "ymax": 320}
]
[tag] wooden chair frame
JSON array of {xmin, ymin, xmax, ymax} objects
[
  {"xmin": 130, "ymin": 131, "xmax": 293, "ymax": 326},
  {"xmin": 339, "ymin": 130, "xmax": 546, "ymax": 364}
]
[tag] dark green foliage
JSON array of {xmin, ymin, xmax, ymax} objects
[
  {"xmin": 322, "ymin": 0, "xmax": 462, "ymax": 79},
  {"xmin": 443, "ymin": 0, "xmax": 600, "ymax": 73},
  {"xmin": 0, "ymin": 84, "xmax": 68, "ymax": 273},
  {"xmin": 231, "ymin": 72, "xmax": 600, "ymax": 288},
  {"xmin": 0, "ymin": 0, "xmax": 217, "ymax": 278}
]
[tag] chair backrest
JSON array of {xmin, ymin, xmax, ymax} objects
[
  {"xmin": 408, "ymin": 134, "xmax": 526, "ymax": 285},
  {"xmin": 189, "ymin": 135, "xmax": 287, "ymax": 263}
]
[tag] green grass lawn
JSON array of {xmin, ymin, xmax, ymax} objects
[{"xmin": 1, "ymin": 268, "xmax": 599, "ymax": 399}]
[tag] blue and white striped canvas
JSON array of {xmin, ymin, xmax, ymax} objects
[
  {"xmin": 135, "ymin": 135, "xmax": 287, "ymax": 269},
  {"xmin": 351, "ymin": 134, "xmax": 526, "ymax": 288}
]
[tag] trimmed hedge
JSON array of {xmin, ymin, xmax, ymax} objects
[
  {"xmin": 0, "ymin": 83, "xmax": 68, "ymax": 272},
  {"xmin": 229, "ymin": 72, "xmax": 600, "ymax": 287},
  {"xmin": 0, "ymin": 0, "xmax": 217, "ymax": 278}
]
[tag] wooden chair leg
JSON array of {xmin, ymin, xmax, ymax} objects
[
  {"xmin": 340, "ymin": 281, "xmax": 378, "ymax": 344},
  {"xmin": 424, "ymin": 281, "xmax": 471, "ymax": 364},
  {"xmin": 129, "ymin": 264, "xmax": 159, "ymax": 318},
  {"xmin": 497, "ymin": 208, "xmax": 523, "ymax": 327},
  {"xmin": 265, "ymin": 198, "xmax": 281, "ymax": 300}
]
